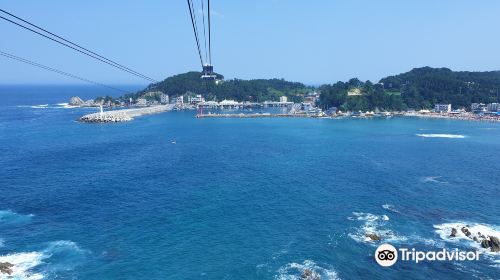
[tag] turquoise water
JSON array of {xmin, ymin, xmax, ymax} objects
[{"xmin": 0, "ymin": 86, "xmax": 499, "ymax": 279}]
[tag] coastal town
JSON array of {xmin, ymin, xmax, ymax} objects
[{"xmin": 71, "ymin": 91, "xmax": 500, "ymax": 123}]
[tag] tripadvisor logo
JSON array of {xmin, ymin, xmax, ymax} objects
[
  {"xmin": 375, "ymin": 243, "xmax": 480, "ymax": 267},
  {"xmin": 375, "ymin": 244, "xmax": 398, "ymax": 267}
]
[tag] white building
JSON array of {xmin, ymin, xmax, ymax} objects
[
  {"xmin": 487, "ymin": 103, "xmax": 499, "ymax": 112},
  {"xmin": 219, "ymin": 99, "xmax": 240, "ymax": 108},
  {"xmin": 136, "ymin": 98, "xmax": 147, "ymax": 106},
  {"xmin": 279, "ymin": 96, "xmax": 288, "ymax": 103},
  {"xmin": 160, "ymin": 94, "xmax": 169, "ymax": 104},
  {"xmin": 175, "ymin": 96, "xmax": 184, "ymax": 105},
  {"xmin": 188, "ymin": 95, "xmax": 205, "ymax": 104},
  {"xmin": 434, "ymin": 104, "xmax": 451, "ymax": 113}
]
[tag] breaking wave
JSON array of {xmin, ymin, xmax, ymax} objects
[
  {"xmin": 17, "ymin": 103, "xmax": 78, "ymax": 109},
  {"xmin": 347, "ymin": 212, "xmax": 406, "ymax": 244},
  {"xmin": 434, "ymin": 222, "xmax": 500, "ymax": 256},
  {"xmin": 416, "ymin": 133, "xmax": 466, "ymax": 139},
  {"xmin": 276, "ymin": 260, "xmax": 340, "ymax": 280},
  {"xmin": 0, "ymin": 240, "xmax": 87, "ymax": 280},
  {"xmin": 347, "ymin": 212, "xmax": 437, "ymax": 246},
  {"xmin": 0, "ymin": 252, "xmax": 44, "ymax": 280}
]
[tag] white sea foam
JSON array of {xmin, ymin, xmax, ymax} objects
[
  {"xmin": 55, "ymin": 103, "xmax": 78, "ymax": 109},
  {"xmin": 17, "ymin": 104, "xmax": 49, "ymax": 109},
  {"xmin": 17, "ymin": 103, "xmax": 78, "ymax": 109},
  {"xmin": 347, "ymin": 212, "xmax": 407, "ymax": 244},
  {"xmin": 0, "ymin": 210, "xmax": 34, "ymax": 224},
  {"xmin": 416, "ymin": 133, "xmax": 466, "ymax": 139},
  {"xmin": 0, "ymin": 252, "xmax": 45, "ymax": 280},
  {"xmin": 434, "ymin": 222, "xmax": 500, "ymax": 256},
  {"xmin": 276, "ymin": 260, "xmax": 340, "ymax": 280},
  {"xmin": 0, "ymin": 240, "xmax": 87, "ymax": 280},
  {"xmin": 382, "ymin": 204, "xmax": 399, "ymax": 213},
  {"xmin": 421, "ymin": 176, "xmax": 448, "ymax": 184}
]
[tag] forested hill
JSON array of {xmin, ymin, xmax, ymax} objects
[
  {"xmin": 122, "ymin": 72, "xmax": 310, "ymax": 103},
  {"xmin": 380, "ymin": 67, "xmax": 500, "ymax": 108},
  {"xmin": 116, "ymin": 67, "xmax": 500, "ymax": 111},
  {"xmin": 319, "ymin": 67, "xmax": 500, "ymax": 111}
]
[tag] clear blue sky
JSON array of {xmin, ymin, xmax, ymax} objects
[{"xmin": 1, "ymin": 0, "xmax": 500, "ymax": 86}]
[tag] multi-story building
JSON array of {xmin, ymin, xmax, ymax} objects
[
  {"xmin": 434, "ymin": 104, "xmax": 451, "ymax": 113},
  {"xmin": 136, "ymin": 98, "xmax": 147, "ymax": 106},
  {"xmin": 188, "ymin": 95, "xmax": 205, "ymax": 104},
  {"xmin": 160, "ymin": 94, "xmax": 169, "ymax": 104},
  {"xmin": 487, "ymin": 103, "xmax": 499, "ymax": 112},
  {"xmin": 471, "ymin": 103, "xmax": 487, "ymax": 113},
  {"xmin": 175, "ymin": 96, "xmax": 184, "ymax": 105},
  {"xmin": 279, "ymin": 96, "xmax": 288, "ymax": 103}
]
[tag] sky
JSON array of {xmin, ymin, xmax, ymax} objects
[{"xmin": 1, "ymin": 0, "xmax": 500, "ymax": 86}]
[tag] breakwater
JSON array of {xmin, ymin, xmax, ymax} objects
[{"xmin": 79, "ymin": 105, "xmax": 174, "ymax": 123}]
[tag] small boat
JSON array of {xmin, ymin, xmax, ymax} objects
[{"xmin": 171, "ymin": 140, "xmax": 176, "ymax": 144}]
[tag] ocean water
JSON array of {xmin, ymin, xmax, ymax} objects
[{"xmin": 0, "ymin": 86, "xmax": 499, "ymax": 279}]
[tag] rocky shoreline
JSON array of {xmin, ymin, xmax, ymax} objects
[
  {"xmin": 79, "ymin": 105, "xmax": 174, "ymax": 123},
  {"xmin": 0, "ymin": 262, "xmax": 14, "ymax": 275},
  {"xmin": 449, "ymin": 226, "xmax": 500, "ymax": 252}
]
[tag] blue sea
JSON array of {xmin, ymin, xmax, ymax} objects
[{"xmin": 0, "ymin": 85, "xmax": 499, "ymax": 280}]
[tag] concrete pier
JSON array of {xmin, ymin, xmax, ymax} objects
[{"xmin": 79, "ymin": 105, "xmax": 174, "ymax": 123}]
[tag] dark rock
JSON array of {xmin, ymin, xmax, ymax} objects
[
  {"xmin": 365, "ymin": 232, "xmax": 381, "ymax": 241},
  {"xmin": 489, "ymin": 236, "xmax": 500, "ymax": 252},
  {"xmin": 473, "ymin": 236, "xmax": 478, "ymax": 242},
  {"xmin": 461, "ymin": 227, "xmax": 471, "ymax": 237},
  {"xmin": 0, "ymin": 262, "xmax": 14, "ymax": 275},
  {"xmin": 301, "ymin": 269, "xmax": 320, "ymax": 280},
  {"xmin": 450, "ymin": 228, "xmax": 457, "ymax": 237},
  {"xmin": 481, "ymin": 239, "xmax": 491, "ymax": 249}
]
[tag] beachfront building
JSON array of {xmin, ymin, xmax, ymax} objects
[
  {"xmin": 304, "ymin": 92, "xmax": 321, "ymax": 105},
  {"xmin": 188, "ymin": 95, "xmax": 205, "ymax": 104},
  {"xmin": 175, "ymin": 96, "xmax": 184, "ymax": 105},
  {"xmin": 280, "ymin": 96, "xmax": 288, "ymax": 103},
  {"xmin": 471, "ymin": 103, "xmax": 487, "ymax": 113},
  {"xmin": 160, "ymin": 94, "xmax": 169, "ymax": 104},
  {"xmin": 199, "ymin": 100, "xmax": 218, "ymax": 108},
  {"xmin": 136, "ymin": 98, "xmax": 147, "ymax": 106},
  {"xmin": 434, "ymin": 104, "xmax": 451, "ymax": 113},
  {"xmin": 487, "ymin": 103, "xmax": 499, "ymax": 112},
  {"xmin": 302, "ymin": 102, "xmax": 313, "ymax": 111},
  {"xmin": 219, "ymin": 99, "xmax": 240, "ymax": 108}
]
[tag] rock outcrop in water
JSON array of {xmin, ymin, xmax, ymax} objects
[
  {"xmin": 365, "ymin": 232, "xmax": 381, "ymax": 241},
  {"xmin": 69, "ymin": 96, "xmax": 85, "ymax": 106},
  {"xmin": 489, "ymin": 236, "xmax": 500, "ymax": 252},
  {"xmin": 451, "ymin": 227, "xmax": 500, "ymax": 253},
  {"xmin": 301, "ymin": 269, "xmax": 321, "ymax": 280},
  {"xmin": 0, "ymin": 262, "xmax": 14, "ymax": 275}
]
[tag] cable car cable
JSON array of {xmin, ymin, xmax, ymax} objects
[
  {"xmin": 186, "ymin": 0, "xmax": 203, "ymax": 67},
  {"xmin": 0, "ymin": 11, "xmax": 157, "ymax": 83},
  {"xmin": 200, "ymin": 0, "xmax": 208, "ymax": 63},
  {"xmin": 0, "ymin": 50, "xmax": 131, "ymax": 94}
]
